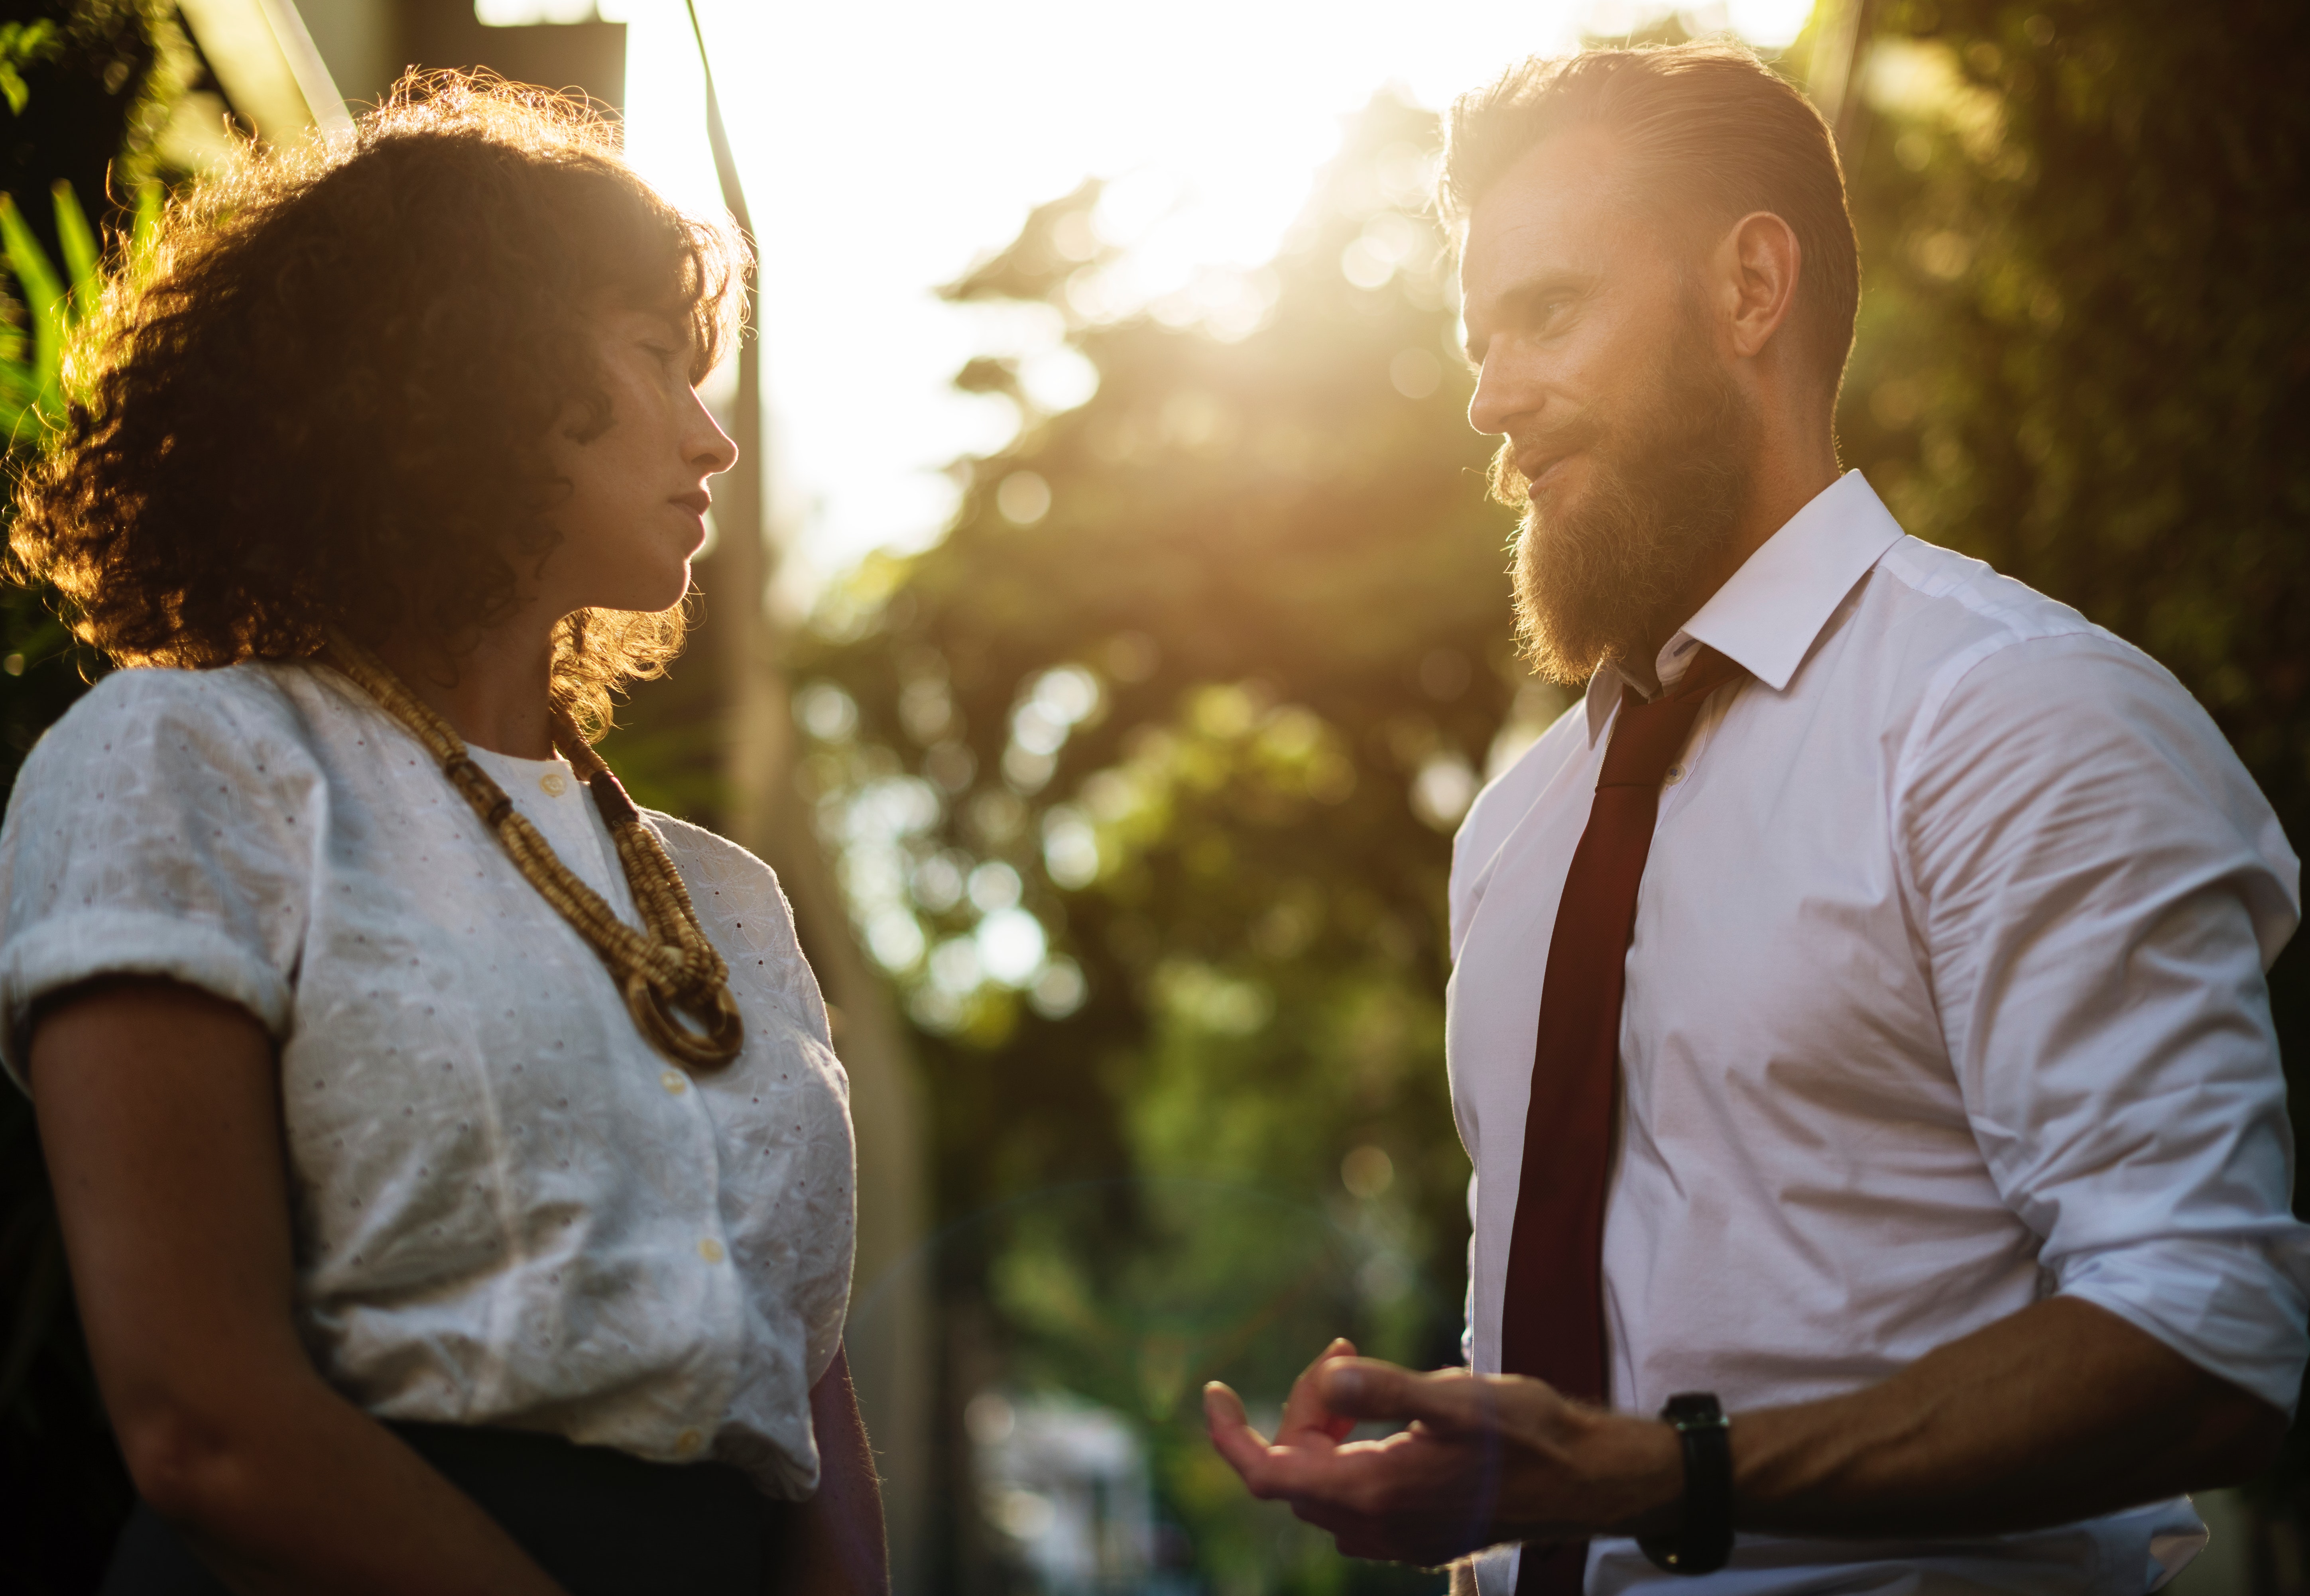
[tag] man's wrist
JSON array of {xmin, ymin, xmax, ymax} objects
[
  {"xmin": 1575, "ymin": 1407, "xmax": 1687, "ymax": 1537},
  {"xmin": 1637, "ymin": 1394, "xmax": 1735, "ymax": 1574}
]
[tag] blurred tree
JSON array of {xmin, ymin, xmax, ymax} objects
[
  {"xmin": 797, "ymin": 94, "xmax": 1526, "ymax": 1593},
  {"xmin": 0, "ymin": 0, "xmax": 2300, "ymax": 1588},
  {"xmin": 805, "ymin": 2, "xmax": 2310, "ymax": 1586},
  {"xmin": 0, "ymin": 8, "xmax": 199, "ymax": 1592},
  {"xmin": 1828, "ymin": 0, "xmax": 2310, "ymax": 1579}
]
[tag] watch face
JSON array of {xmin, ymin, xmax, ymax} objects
[{"xmin": 1663, "ymin": 1392, "xmax": 1727, "ymax": 1427}]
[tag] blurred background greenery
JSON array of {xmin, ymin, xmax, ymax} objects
[{"xmin": 0, "ymin": 1, "xmax": 2304, "ymax": 1593}]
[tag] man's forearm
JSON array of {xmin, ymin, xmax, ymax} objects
[
  {"xmin": 1207, "ymin": 1297, "xmax": 2283, "ymax": 1567},
  {"xmin": 1726, "ymin": 1296, "xmax": 2284, "ymax": 1537}
]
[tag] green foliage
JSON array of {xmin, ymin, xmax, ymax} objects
[
  {"xmin": 0, "ymin": 177, "xmax": 159, "ymax": 786},
  {"xmin": 0, "ymin": 179, "xmax": 126, "ymax": 440},
  {"xmin": 0, "ymin": 29, "xmax": 176, "ymax": 1586},
  {"xmin": 0, "ymin": 21, "xmax": 65, "ymax": 117},
  {"xmin": 1830, "ymin": 0, "xmax": 2310, "ymax": 1535},
  {"xmin": 806, "ymin": 1, "xmax": 2310, "ymax": 1582},
  {"xmin": 0, "ymin": 2, "xmax": 189, "ymax": 277},
  {"xmin": 801, "ymin": 94, "xmax": 1521, "ymax": 1590},
  {"xmin": 1836, "ymin": 0, "xmax": 2308, "ymax": 819},
  {"xmin": 0, "ymin": 193, "xmax": 130, "ymax": 1591},
  {"xmin": 0, "ymin": 0, "xmax": 2296, "ymax": 1586}
]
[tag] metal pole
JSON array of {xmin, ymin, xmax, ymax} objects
[{"xmin": 677, "ymin": 13, "xmax": 931, "ymax": 1582}]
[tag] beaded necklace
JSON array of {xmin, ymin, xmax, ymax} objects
[{"xmin": 323, "ymin": 634, "xmax": 744, "ymax": 1072}]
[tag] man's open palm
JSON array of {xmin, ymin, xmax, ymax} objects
[{"xmin": 1201, "ymin": 1341, "xmax": 1665, "ymax": 1567}]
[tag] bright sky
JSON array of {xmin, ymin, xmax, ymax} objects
[{"xmin": 485, "ymin": 0, "xmax": 1816, "ymax": 607}]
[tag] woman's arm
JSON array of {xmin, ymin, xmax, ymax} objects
[
  {"xmin": 31, "ymin": 977, "xmax": 566, "ymax": 1596},
  {"xmin": 773, "ymin": 1346, "xmax": 889, "ymax": 1594}
]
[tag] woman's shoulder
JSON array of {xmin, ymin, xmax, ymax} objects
[
  {"xmin": 641, "ymin": 808, "xmax": 776, "ymax": 900},
  {"xmin": 643, "ymin": 811, "xmax": 834, "ymax": 1048},
  {"xmin": 45, "ymin": 658, "xmax": 315, "ymax": 741},
  {"xmin": 13, "ymin": 662, "xmax": 329, "ymax": 814}
]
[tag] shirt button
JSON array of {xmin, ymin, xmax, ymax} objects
[
  {"xmin": 1664, "ymin": 763, "xmax": 1686, "ymax": 786},
  {"xmin": 698, "ymin": 1237, "xmax": 726, "ymax": 1264},
  {"xmin": 661, "ymin": 1069, "xmax": 688, "ymax": 1095},
  {"xmin": 675, "ymin": 1428, "xmax": 704, "ymax": 1454},
  {"xmin": 539, "ymin": 770, "xmax": 569, "ymax": 797}
]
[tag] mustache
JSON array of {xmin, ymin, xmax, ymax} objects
[{"xmin": 1486, "ymin": 410, "xmax": 1606, "ymax": 510}]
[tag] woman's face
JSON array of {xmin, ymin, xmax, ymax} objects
[{"xmin": 539, "ymin": 305, "xmax": 738, "ymax": 617}]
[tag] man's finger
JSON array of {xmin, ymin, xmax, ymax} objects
[
  {"xmin": 1204, "ymin": 1381, "xmax": 1284, "ymax": 1488},
  {"xmin": 1319, "ymin": 1358, "xmax": 1508, "ymax": 1433},
  {"xmin": 1203, "ymin": 1380, "xmax": 1269, "ymax": 1445},
  {"xmin": 1281, "ymin": 1336, "xmax": 1360, "ymax": 1442}
]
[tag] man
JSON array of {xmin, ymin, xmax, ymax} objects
[{"xmin": 1204, "ymin": 40, "xmax": 2304, "ymax": 1595}]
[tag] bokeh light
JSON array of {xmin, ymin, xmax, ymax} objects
[{"xmin": 610, "ymin": 0, "xmax": 1625, "ymax": 605}]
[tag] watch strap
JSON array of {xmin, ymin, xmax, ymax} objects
[{"xmin": 1636, "ymin": 1391, "xmax": 1733, "ymax": 1576}]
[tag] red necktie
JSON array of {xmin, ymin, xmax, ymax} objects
[{"xmin": 1503, "ymin": 646, "xmax": 1746, "ymax": 1596}]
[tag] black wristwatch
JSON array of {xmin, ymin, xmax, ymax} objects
[{"xmin": 1637, "ymin": 1392, "xmax": 1734, "ymax": 1576}]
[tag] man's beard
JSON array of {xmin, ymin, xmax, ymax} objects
[{"xmin": 1499, "ymin": 306, "xmax": 1761, "ymax": 686}]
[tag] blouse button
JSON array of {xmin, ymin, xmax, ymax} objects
[
  {"xmin": 1663, "ymin": 763, "xmax": 1686, "ymax": 786},
  {"xmin": 661, "ymin": 1069, "xmax": 688, "ymax": 1096},
  {"xmin": 697, "ymin": 1237, "xmax": 726, "ymax": 1264},
  {"xmin": 675, "ymin": 1429, "xmax": 704, "ymax": 1455},
  {"xmin": 539, "ymin": 770, "xmax": 569, "ymax": 797}
]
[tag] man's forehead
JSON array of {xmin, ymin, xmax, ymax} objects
[{"xmin": 1460, "ymin": 126, "xmax": 1645, "ymax": 292}]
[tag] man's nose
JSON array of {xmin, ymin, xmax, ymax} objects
[{"xmin": 1466, "ymin": 354, "xmax": 1527, "ymax": 439}]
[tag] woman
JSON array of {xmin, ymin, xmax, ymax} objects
[{"xmin": 0, "ymin": 76, "xmax": 882, "ymax": 1594}]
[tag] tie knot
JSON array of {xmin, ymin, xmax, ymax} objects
[
  {"xmin": 1598, "ymin": 645, "xmax": 1746, "ymax": 789},
  {"xmin": 1665, "ymin": 643, "xmax": 1746, "ymax": 705}
]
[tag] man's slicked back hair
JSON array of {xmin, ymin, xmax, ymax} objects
[{"xmin": 1440, "ymin": 40, "xmax": 1860, "ymax": 403}]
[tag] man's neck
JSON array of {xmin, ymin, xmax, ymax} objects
[{"xmin": 1629, "ymin": 434, "xmax": 1842, "ymax": 679}]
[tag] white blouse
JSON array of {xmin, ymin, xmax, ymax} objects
[{"xmin": 0, "ymin": 660, "xmax": 856, "ymax": 1498}]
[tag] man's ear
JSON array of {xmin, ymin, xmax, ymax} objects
[{"xmin": 1711, "ymin": 210, "xmax": 1804, "ymax": 362}]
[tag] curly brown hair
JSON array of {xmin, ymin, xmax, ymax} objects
[{"xmin": 8, "ymin": 71, "xmax": 748, "ymax": 736}]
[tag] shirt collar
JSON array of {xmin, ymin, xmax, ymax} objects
[{"xmin": 1583, "ymin": 470, "xmax": 1906, "ymax": 744}]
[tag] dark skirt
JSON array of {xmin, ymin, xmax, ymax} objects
[{"xmin": 100, "ymin": 1421, "xmax": 772, "ymax": 1596}]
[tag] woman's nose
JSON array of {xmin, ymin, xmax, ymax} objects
[{"xmin": 688, "ymin": 391, "xmax": 739, "ymax": 476}]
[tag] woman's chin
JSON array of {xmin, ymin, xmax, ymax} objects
[{"xmin": 584, "ymin": 566, "xmax": 692, "ymax": 617}]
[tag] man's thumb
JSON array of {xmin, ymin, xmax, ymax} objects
[{"xmin": 1322, "ymin": 1359, "xmax": 1491, "ymax": 1430}]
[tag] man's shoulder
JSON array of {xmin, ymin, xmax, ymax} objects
[
  {"xmin": 1842, "ymin": 536, "xmax": 2182, "ymax": 722},
  {"xmin": 1864, "ymin": 536, "xmax": 2106, "ymax": 657},
  {"xmin": 1861, "ymin": 538, "xmax": 2295, "ymax": 936}
]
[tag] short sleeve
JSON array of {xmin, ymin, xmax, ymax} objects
[
  {"xmin": 1899, "ymin": 631, "xmax": 2307, "ymax": 1413},
  {"xmin": 0, "ymin": 668, "xmax": 320, "ymax": 1089}
]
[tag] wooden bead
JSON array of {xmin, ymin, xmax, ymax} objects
[{"xmin": 321, "ymin": 634, "xmax": 745, "ymax": 1073}]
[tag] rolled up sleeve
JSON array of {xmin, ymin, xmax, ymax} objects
[
  {"xmin": 1901, "ymin": 632, "xmax": 2306, "ymax": 1414},
  {"xmin": 0, "ymin": 668, "xmax": 319, "ymax": 1088}
]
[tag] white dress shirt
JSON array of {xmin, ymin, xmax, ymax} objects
[
  {"xmin": 1448, "ymin": 472, "xmax": 2305, "ymax": 1594},
  {"xmin": 0, "ymin": 661, "xmax": 856, "ymax": 1497}
]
